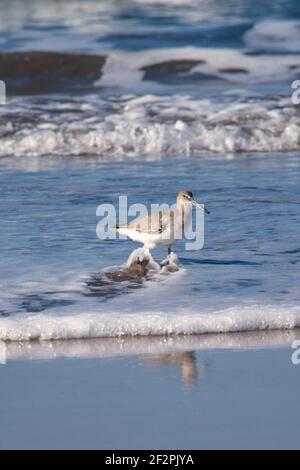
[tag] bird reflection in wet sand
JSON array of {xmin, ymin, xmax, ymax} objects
[{"xmin": 146, "ymin": 351, "xmax": 202, "ymax": 389}]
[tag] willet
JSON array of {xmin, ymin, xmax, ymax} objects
[{"xmin": 116, "ymin": 190, "xmax": 209, "ymax": 256}]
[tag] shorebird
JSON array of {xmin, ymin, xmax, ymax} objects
[{"xmin": 116, "ymin": 190, "xmax": 209, "ymax": 255}]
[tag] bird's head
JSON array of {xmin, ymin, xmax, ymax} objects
[{"xmin": 176, "ymin": 190, "xmax": 210, "ymax": 214}]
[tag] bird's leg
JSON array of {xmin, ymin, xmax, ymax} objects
[{"xmin": 160, "ymin": 247, "xmax": 172, "ymax": 267}]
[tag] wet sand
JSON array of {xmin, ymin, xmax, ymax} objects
[{"xmin": 0, "ymin": 329, "xmax": 300, "ymax": 450}]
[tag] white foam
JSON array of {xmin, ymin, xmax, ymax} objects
[
  {"xmin": 1, "ymin": 305, "xmax": 300, "ymax": 342},
  {"xmin": 1, "ymin": 45, "xmax": 300, "ymax": 159},
  {"xmin": 244, "ymin": 20, "xmax": 300, "ymax": 53},
  {"xmin": 98, "ymin": 46, "xmax": 298, "ymax": 90},
  {"xmin": 1, "ymin": 92, "xmax": 300, "ymax": 159}
]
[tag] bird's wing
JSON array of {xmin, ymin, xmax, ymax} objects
[{"xmin": 128, "ymin": 211, "xmax": 173, "ymax": 234}]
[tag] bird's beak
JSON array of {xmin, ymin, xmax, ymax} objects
[{"xmin": 192, "ymin": 199, "xmax": 210, "ymax": 214}]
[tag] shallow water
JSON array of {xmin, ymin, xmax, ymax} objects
[{"xmin": 0, "ymin": 154, "xmax": 300, "ymax": 340}]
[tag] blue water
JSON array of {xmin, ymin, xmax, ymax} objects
[
  {"xmin": 0, "ymin": 0, "xmax": 299, "ymax": 52},
  {"xmin": 0, "ymin": 153, "xmax": 300, "ymax": 339},
  {"xmin": 0, "ymin": 0, "xmax": 300, "ymax": 340}
]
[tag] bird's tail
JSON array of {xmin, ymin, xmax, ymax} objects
[{"xmin": 115, "ymin": 223, "xmax": 128, "ymax": 230}]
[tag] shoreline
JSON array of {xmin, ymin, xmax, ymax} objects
[{"xmin": 2, "ymin": 328, "xmax": 300, "ymax": 363}]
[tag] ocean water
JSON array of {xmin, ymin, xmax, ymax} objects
[{"xmin": 0, "ymin": 0, "xmax": 300, "ymax": 341}]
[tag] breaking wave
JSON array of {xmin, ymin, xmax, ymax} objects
[
  {"xmin": 1, "ymin": 94, "xmax": 300, "ymax": 158},
  {"xmin": 1, "ymin": 304, "xmax": 300, "ymax": 342}
]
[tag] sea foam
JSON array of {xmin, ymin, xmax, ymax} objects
[
  {"xmin": 1, "ymin": 93, "xmax": 299, "ymax": 159},
  {"xmin": 1, "ymin": 304, "xmax": 300, "ymax": 342}
]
